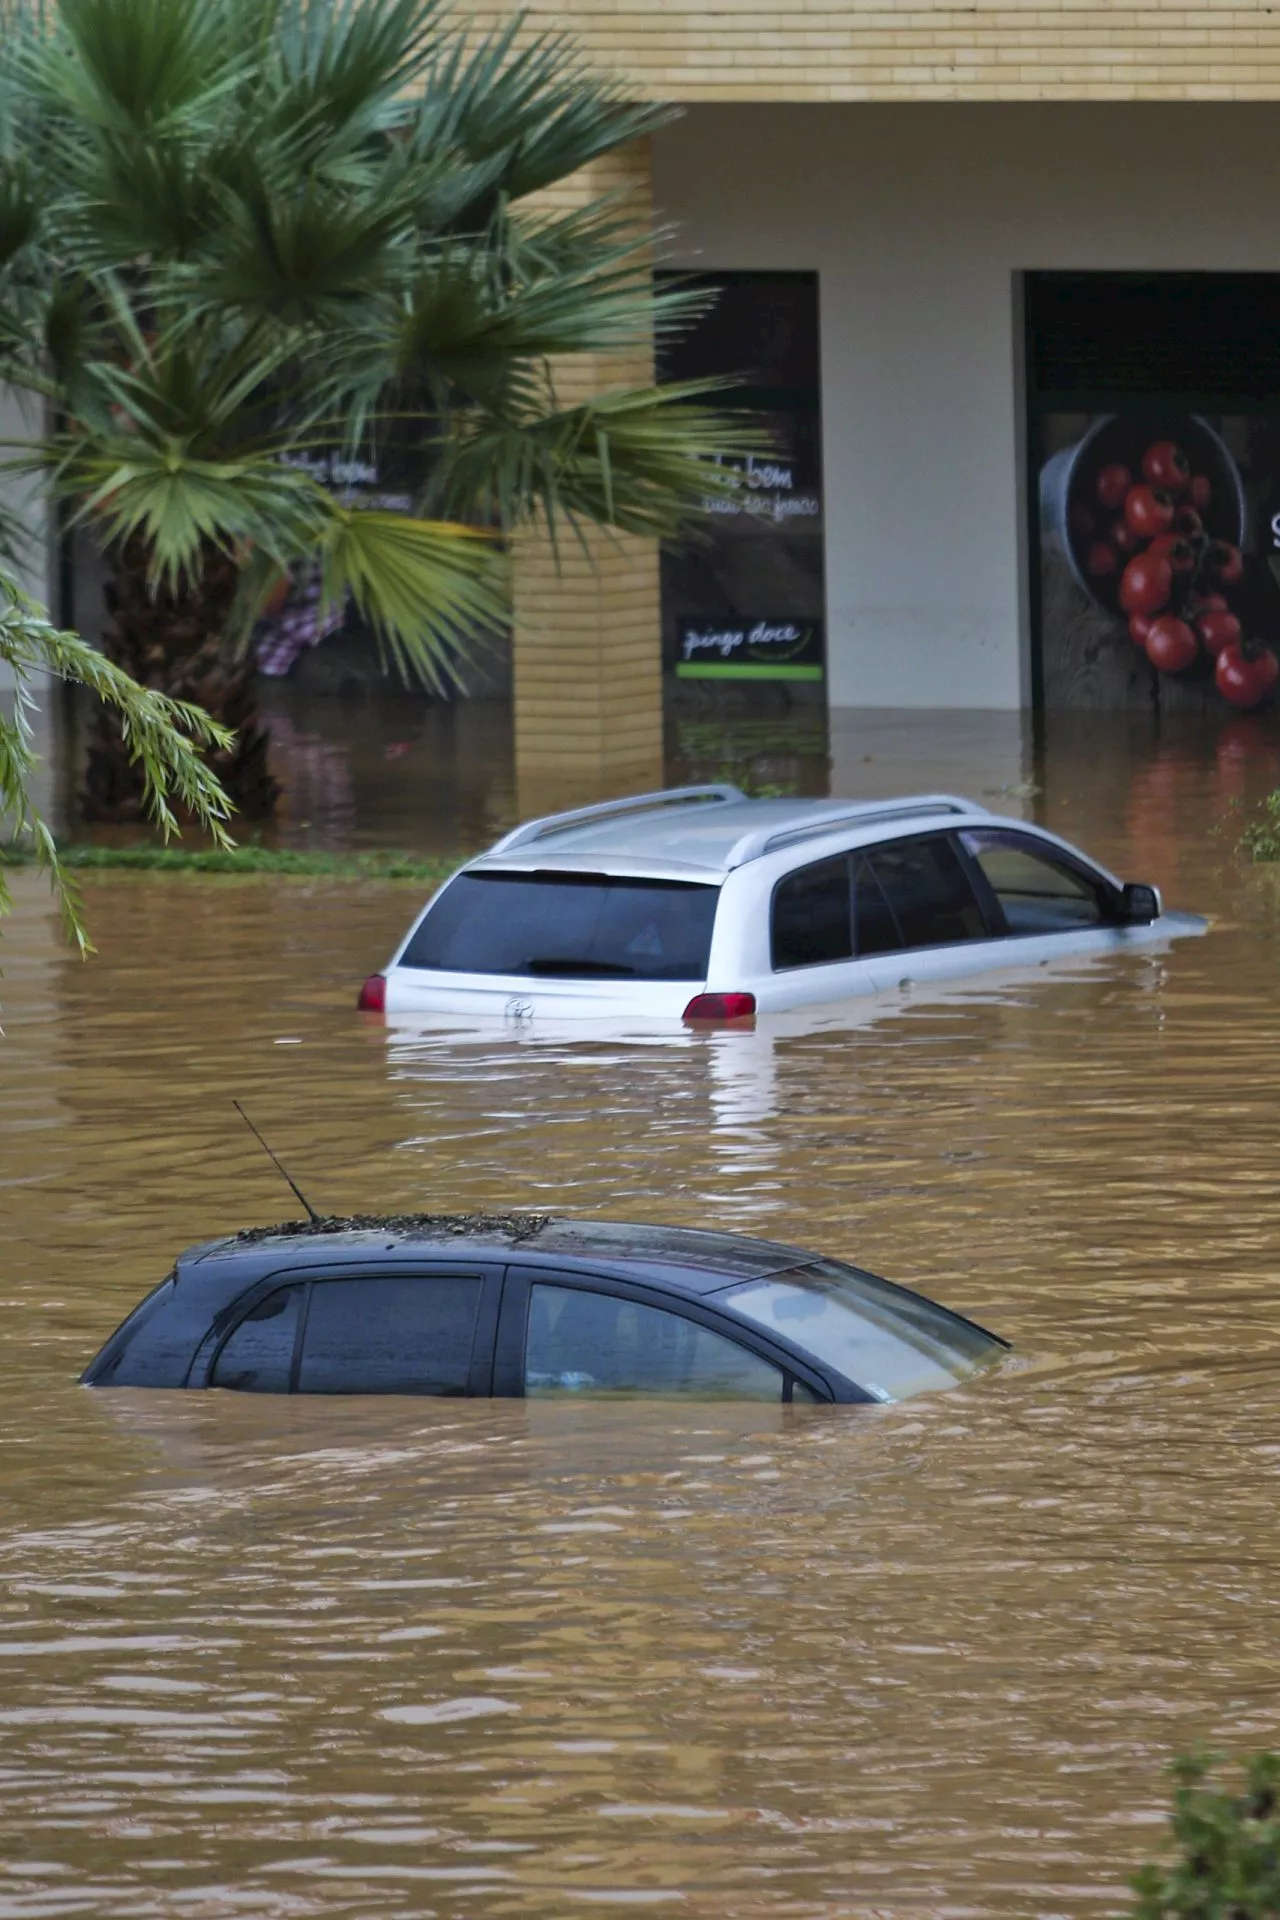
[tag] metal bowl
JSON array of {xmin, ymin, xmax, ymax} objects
[{"xmin": 1040, "ymin": 415, "xmax": 1247, "ymax": 612}]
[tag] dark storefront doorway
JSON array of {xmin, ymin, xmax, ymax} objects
[
  {"xmin": 1026, "ymin": 271, "xmax": 1280, "ymax": 716},
  {"xmin": 657, "ymin": 271, "xmax": 826, "ymax": 690}
]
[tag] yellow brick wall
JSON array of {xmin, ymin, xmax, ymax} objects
[
  {"xmin": 471, "ymin": 1, "xmax": 1280, "ymax": 101},
  {"xmin": 511, "ymin": 139, "xmax": 666, "ymax": 811}
]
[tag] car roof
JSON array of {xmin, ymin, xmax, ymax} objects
[
  {"xmin": 467, "ymin": 789, "xmax": 998, "ymax": 879},
  {"xmin": 180, "ymin": 1214, "xmax": 818, "ymax": 1297}
]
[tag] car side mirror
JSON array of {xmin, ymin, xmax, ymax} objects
[{"xmin": 1118, "ymin": 881, "xmax": 1161, "ymax": 924}]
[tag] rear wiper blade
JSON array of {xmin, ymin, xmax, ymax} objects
[{"xmin": 524, "ymin": 958, "xmax": 638, "ymax": 976}]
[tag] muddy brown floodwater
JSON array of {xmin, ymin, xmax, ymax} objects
[{"xmin": 5, "ymin": 703, "xmax": 1280, "ymax": 1918}]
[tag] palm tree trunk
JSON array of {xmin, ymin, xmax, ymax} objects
[{"xmin": 82, "ymin": 534, "xmax": 279, "ymax": 821}]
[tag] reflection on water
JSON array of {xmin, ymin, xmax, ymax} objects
[{"xmin": 6, "ymin": 701, "xmax": 1280, "ymax": 1915}]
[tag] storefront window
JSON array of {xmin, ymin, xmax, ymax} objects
[
  {"xmin": 657, "ymin": 271, "xmax": 826, "ymax": 687},
  {"xmin": 1027, "ymin": 272, "xmax": 1280, "ymax": 719}
]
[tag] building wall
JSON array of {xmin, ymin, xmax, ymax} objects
[
  {"xmin": 510, "ymin": 140, "xmax": 666, "ymax": 807},
  {"xmin": 470, "ymin": 0, "xmax": 1280, "ymax": 100},
  {"xmin": 654, "ymin": 101, "xmax": 1280, "ymax": 709}
]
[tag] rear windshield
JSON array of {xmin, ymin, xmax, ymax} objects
[
  {"xmin": 725, "ymin": 1259, "xmax": 1003, "ymax": 1402},
  {"xmin": 400, "ymin": 871, "xmax": 720, "ymax": 980}
]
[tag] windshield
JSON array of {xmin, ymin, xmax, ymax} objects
[
  {"xmin": 725, "ymin": 1259, "xmax": 1003, "ymax": 1402},
  {"xmin": 400, "ymin": 871, "xmax": 720, "ymax": 980}
]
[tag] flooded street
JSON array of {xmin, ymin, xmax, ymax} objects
[{"xmin": 5, "ymin": 701, "xmax": 1280, "ymax": 1916}]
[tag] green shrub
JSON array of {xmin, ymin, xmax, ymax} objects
[
  {"xmin": 1131, "ymin": 1752, "xmax": 1280, "ymax": 1919},
  {"xmin": 1238, "ymin": 791, "xmax": 1280, "ymax": 861}
]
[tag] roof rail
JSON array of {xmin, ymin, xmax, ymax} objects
[
  {"xmin": 487, "ymin": 784, "xmax": 747, "ymax": 856},
  {"xmin": 725, "ymin": 794, "xmax": 979, "ymax": 868}
]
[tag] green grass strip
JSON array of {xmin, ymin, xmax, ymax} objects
[{"xmin": 0, "ymin": 841, "xmax": 461, "ymax": 880}]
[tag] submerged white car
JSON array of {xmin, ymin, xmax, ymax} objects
[{"xmin": 358, "ymin": 786, "xmax": 1205, "ymax": 1024}]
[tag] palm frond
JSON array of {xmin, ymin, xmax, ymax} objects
[
  {"xmin": 0, "ymin": 569, "xmax": 234, "ymax": 950},
  {"xmin": 316, "ymin": 506, "xmax": 506, "ymax": 690},
  {"xmin": 265, "ymin": 0, "xmax": 443, "ymax": 149},
  {"xmin": 56, "ymin": 128, "xmax": 231, "ymax": 263},
  {"xmin": 36, "ymin": 295, "xmax": 315, "ymax": 448},
  {"xmin": 389, "ymin": 233, "xmax": 712, "ymax": 407},
  {"xmin": 0, "ymin": 158, "xmax": 39, "ymax": 272},
  {"xmin": 412, "ymin": 20, "xmax": 673, "ymax": 200},
  {"xmin": 34, "ymin": 622, "xmax": 236, "ymax": 836},
  {"xmin": 437, "ymin": 381, "xmax": 766, "ymax": 540},
  {"xmin": 33, "ymin": 0, "xmax": 250, "ymax": 139},
  {"xmin": 48, "ymin": 443, "xmax": 328, "ymax": 585},
  {"xmin": 186, "ymin": 164, "xmax": 412, "ymax": 323}
]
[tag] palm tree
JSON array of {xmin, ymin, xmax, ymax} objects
[
  {"xmin": 0, "ymin": 0, "xmax": 748, "ymax": 817},
  {"xmin": 1, "ymin": 567, "xmax": 233, "ymax": 947}
]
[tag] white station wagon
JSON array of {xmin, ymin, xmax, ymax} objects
[{"xmin": 357, "ymin": 786, "xmax": 1205, "ymax": 1024}]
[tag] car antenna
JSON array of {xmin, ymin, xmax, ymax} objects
[{"xmin": 233, "ymin": 1100, "xmax": 323, "ymax": 1224}]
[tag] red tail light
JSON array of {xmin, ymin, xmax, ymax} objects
[
  {"xmin": 682, "ymin": 991, "xmax": 756, "ymax": 1023},
  {"xmin": 357, "ymin": 973, "xmax": 386, "ymax": 1013}
]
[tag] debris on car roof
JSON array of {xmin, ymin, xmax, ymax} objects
[{"xmin": 230, "ymin": 1212, "xmax": 551, "ymax": 1246}]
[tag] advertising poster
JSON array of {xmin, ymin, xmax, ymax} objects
[
  {"xmin": 657, "ymin": 272, "xmax": 826, "ymax": 686},
  {"xmin": 1037, "ymin": 413, "xmax": 1280, "ymax": 716}
]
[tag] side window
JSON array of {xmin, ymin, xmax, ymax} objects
[
  {"xmin": 298, "ymin": 1275, "xmax": 483, "ymax": 1395},
  {"xmin": 525, "ymin": 1285, "xmax": 785, "ymax": 1401},
  {"xmin": 771, "ymin": 855, "xmax": 853, "ymax": 971},
  {"xmin": 959, "ymin": 830, "xmax": 1106, "ymax": 934},
  {"xmin": 852, "ymin": 857, "xmax": 903, "ymax": 958},
  {"xmin": 861, "ymin": 837, "xmax": 988, "ymax": 952},
  {"xmin": 212, "ymin": 1284, "xmax": 304, "ymax": 1392}
]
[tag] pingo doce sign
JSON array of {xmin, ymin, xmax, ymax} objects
[{"xmin": 677, "ymin": 617, "xmax": 824, "ymax": 682}]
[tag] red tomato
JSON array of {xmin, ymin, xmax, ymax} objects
[
  {"xmin": 1216, "ymin": 643, "xmax": 1280, "ymax": 709},
  {"xmin": 1087, "ymin": 542, "xmax": 1119, "ymax": 579},
  {"xmin": 1147, "ymin": 533, "xmax": 1196, "ymax": 573},
  {"xmin": 1210, "ymin": 540, "xmax": 1245, "ymax": 585},
  {"xmin": 1188, "ymin": 474, "xmax": 1213, "ymax": 513},
  {"xmin": 1196, "ymin": 609, "xmax": 1242, "ymax": 657},
  {"xmin": 1145, "ymin": 616, "xmax": 1200, "ymax": 674},
  {"xmin": 1096, "ymin": 464, "xmax": 1132, "ymax": 511},
  {"xmin": 1125, "ymin": 485, "xmax": 1176, "ymax": 538},
  {"xmin": 1112, "ymin": 516, "xmax": 1140, "ymax": 555},
  {"xmin": 1129, "ymin": 613, "xmax": 1155, "ymax": 648},
  {"xmin": 1119, "ymin": 551, "xmax": 1174, "ymax": 616},
  {"xmin": 1191, "ymin": 592, "xmax": 1228, "ymax": 615},
  {"xmin": 1142, "ymin": 441, "xmax": 1191, "ymax": 492},
  {"xmin": 1174, "ymin": 505, "xmax": 1204, "ymax": 538}
]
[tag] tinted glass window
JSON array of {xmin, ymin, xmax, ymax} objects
[
  {"xmin": 862, "ymin": 838, "xmax": 987, "ymax": 951},
  {"xmin": 960, "ymin": 830, "xmax": 1106, "ymax": 934},
  {"xmin": 525, "ymin": 1285, "xmax": 784, "ymax": 1400},
  {"xmin": 213, "ymin": 1285, "xmax": 304, "ymax": 1393},
  {"xmin": 298, "ymin": 1275, "xmax": 482, "ymax": 1395},
  {"xmin": 727, "ymin": 1261, "xmax": 1002, "ymax": 1403},
  {"xmin": 852, "ymin": 857, "xmax": 903, "ymax": 957},
  {"xmin": 771, "ymin": 856, "xmax": 852, "ymax": 970},
  {"xmin": 401, "ymin": 873, "xmax": 719, "ymax": 981}
]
